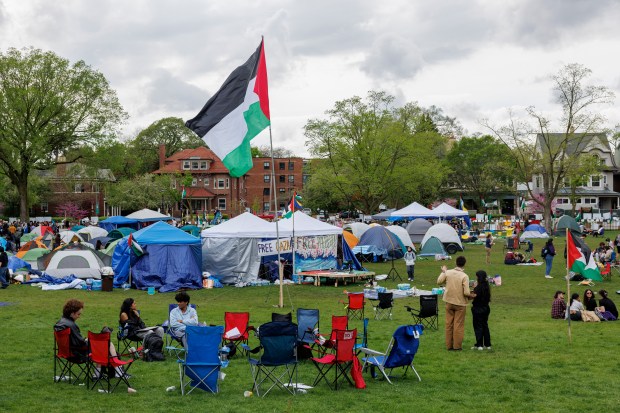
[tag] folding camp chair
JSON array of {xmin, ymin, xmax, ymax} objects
[
  {"xmin": 405, "ymin": 294, "xmax": 438, "ymax": 330},
  {"xmin": 372, "ymin": 292, "xmax": 394, "ymax": 320},
  {"xmin": 353, "ymin": 318, "xmax": 369, "ymax": 354},
  {"xmin": 53, "ymin": 328, "xmax": 88, "ymax": 385},
  {"xmin": 223, "ymin": 312, "xmax": 252, "ymax": 357},
  {"xmin": 297, "ymin": 308, "xmax": 320, "ymax": 347},
  {"xmin": 179, "ymin": 325, "xmax": 224, "ymax": 395},
  {"xmin": 117, "ymin": 314, "xmax": 143, "ymax": 359},
  {"xmin": 87, "ymin": 331, "xmax": 134, "ymax": 393},
  {"xmin": 311, "ymin": 329, "xmax": 357, "ymax": 390},
  {"xmin": 601, "ymin": 262, "xmax": 612, "ymax": 281},
  {"xmin": 271, "ymin": 312, "xmax": 293, "ymax": 323},
  {"xmin": 503, "ymin": 237, "xmax": 520, "ymax": 253},
  {"xmin": 344, "ymin": 292, "xmax": 365, "ymax": 321},
  {"xmin": 360, "ymin": 324, "xmax": 423, "ymax": 384},
  {"xmin": 243, "ymin": 321, "xmax": 298, "ymax": 397},
  {"xmin": 164, "ymin": 303, "xmax": 197, "ymax": 358}
]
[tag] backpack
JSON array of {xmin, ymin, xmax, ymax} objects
[
  {"xmin": 142, "ymin": 333, "xmax": 165, "ymax": 362},
  {"xmin": 541, "ymin": 247, "xmax": 548, "ymax": 258}
]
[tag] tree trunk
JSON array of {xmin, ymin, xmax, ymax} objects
[
  {"xmin": 18, "ymin": 178, "xmax": 29, "ymax": 222},
  {"xmin": 543, "ymin": 199, "xmax": 553, "ymax": 234}
]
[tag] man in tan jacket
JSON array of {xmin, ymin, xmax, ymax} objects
[{"xmin": 437, "ymin": 256, "xmax": 474, "ymax": 351}]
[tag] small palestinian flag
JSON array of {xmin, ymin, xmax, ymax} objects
[
  {"xmin": 128, "ymin": 234, "xmax": 144, "ymax": 257},
  {"xmin": 186, "ymin": 39, "xmax": 270, "ymax": 177}
]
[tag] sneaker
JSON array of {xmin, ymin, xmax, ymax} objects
[
  {"xmin": 486, "ymin": 346, "xmax": 492, "ymax": 350},
  {"xmin": 478, "ymin": 346, "xmax": 484, "ymax": 351},
  {"xmin": 545, "ymin": 275, "xmax": 553, "ymax": 279},
  {"xmin": 408, "ymin": 278, "xmax": 413, "ymax": 281},
  {"xmin": 470, "ymin": 346, "xmax": 483, "ymax": 351}
]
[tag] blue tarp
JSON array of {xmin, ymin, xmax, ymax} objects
[
  {"xmin": 357, "ymin": 226, "xmax": 406, "ymax": 259},
  {"xmin": 112, "ymin": 221, "xmax": 202, "ymax": 292},
  {"xmin": 99, "ymin": 216, "xmax": 139, "ymax": 232},
  {"xmin": 8, "ymin": 256, "xmax": 31, "ymax": 272}
]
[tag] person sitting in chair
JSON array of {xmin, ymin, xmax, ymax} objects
[
  {"xmin": 119, "ymin": 298, "xmax": 164, "ymax": 341},
  {"xmin": 169, "ymin": 292, "xmax": 199, "ymax": 346}
]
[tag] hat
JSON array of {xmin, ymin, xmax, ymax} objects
[{"xmin": 554, "ymin": 290, "xmax": 565, "ymax": 298}]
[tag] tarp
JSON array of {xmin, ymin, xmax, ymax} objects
[
  {"xmin": 344, "ymin": 222, "xmax": 371, "ymax": 239},
  {"xmin": 358, "ymin": 226, "xmax": 406, "ymax": 258},
  {"xmin": 8, "ymin": 256, "xmax": 31, "ymax": 272},
  {"xmin": 125, "ymin": 208, "xmax": 170, "ymax": 222},
  {"xmin": 99, "ymin": 215, "xmax": 139, "ymax": 232},
  {"xmin": 419, "ymin": 236, "xmax": 448, "ymax": 256},
  {"xmin": 112, "ymin": 221, "xmax": 202, "ymax": 292},
  {"xmin": 390, "ymin": 202, "xmax": 434, "ymax": 219},
  {"xmin": 420, "ymin": 224, "xmax": 463, "ymax": 249},
  {"xmin": 406, "ymin": 218, "xmax": 433, "ymax": 244},
  {"xmin": 385, "ymin": 225, "xmax": 415, "ymax": 250},
  {"xmin": 431, "ymin": 202, "xmax": 469, "ymax": 218},
  {"xmin": 108, "ymin": 227, "xmax": 136, "ymax": 240},
  {"xmin": 554, "ymin": 215, "xmax": 580, "ymax": 235}
]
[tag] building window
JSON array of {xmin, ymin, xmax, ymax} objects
[
  {"xmin": 217, "ymin": 179, "xmax": 225, "ymax": 188},
  {"xmin": 263, "ymin": 202, "xmax": 270, "ymax": 211},
  {"xmin": 535, "ymin": 177, "xmax": 541, "ymax": 188},
  {"xmin": 263, "ymin": 187, "xmax": 270, "ymax": 196},
  {"xmin": 279, "ymin": 202, "xmax": 286, "ymax": 209},
  {"xmin": 556, "ymin": 198, "xmax": 569, "ymax": 204},
  {"xmin": 264, "ymin": 175, "xmax": 270, "ymax": 183},
  {"xmin": 288, "ymin": 175, "xmax": 294, "ymax": 183},
  {"xmin": 288, "ymin": 161, "xmax": 294, "ymax": 170},
  {"xmin": 74, "ymin": 183, "xmax": 83, "ymax": 193},
  {"xmin": 191, "ymin": 161, "xmax": 198, "ymax": 170},
  {"xmin": 203, "ymin": 177, "xmax": 209, "ymax": 187},
  {"xmin": 279, "ymin": 175, "xmax": 285, "ymax": 183},
  {"xmin": 218, "ymin": 198, "xmax": 226, "ymax": 210},
  {"xmin": 263, "ymin": 162, "xmax": 270, "ymax": 169},
  {"xmin": 172, "ymin": 180, "xmax": 177, "ymax": 189},
  {"xmin": 191, "ymin": 178, "xmax": 197, "ymax": 187},
  {"xmin": 279, "ymin": 188, "xmax": 285, "ymax": 193},
  {"xmin": 279, "ymin": 162, "xmax": 285, "ymax": 170},
  {"xmin": 226, "ymin": 178, "xmax": 229, "ymax": 189},
  {"xmin": 591, "ymin": 175, "xmax": 601, "ymax": 187},
  {"xmin": 200, "ymin": 161, "xmax": 208, "ymax": 170},
  {"xmin": 583, "ymin": 198, "xmax": 597, "ymax": 204},
  {"xmin": 41, "ymin": 202, "xmax": 49, "ymax": 213}
]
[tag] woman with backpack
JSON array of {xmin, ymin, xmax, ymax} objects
[
  {"xmin": 543, "ymin": 238, "xmax": 556, "ymax": 279},
  {"xmin": 119, "ymin": 298, "xmax": 164, "ymax": 340}
]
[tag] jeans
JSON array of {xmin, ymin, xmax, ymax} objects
[
  {"xmin": 406, "ymin": 265, "xmax": 415, "ymax": 279},
  {"xmin": 0, "ymin": 267, "xmax": 9, "ymax": 288},
  {"xmin": 545, "ymin": 255, "xmax": 554, "ymax": 276},
  {"xmin": 471, "ymin": 305, "xmax": 491, "ymax": 347}
]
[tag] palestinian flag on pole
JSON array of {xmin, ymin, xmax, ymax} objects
[
  {"xmin": 283, "ymin": 192, "xmax": 303, "ymax": 219},
  {"xmin": 185, "ymin": 39, "xmax": 270, "ymax": 177},
  {"xmin": 128, "ymin": 233, "xmax": 144, "ymax": 257},
  {"xmin": 567, "ymin": 230, "xmax": 601, "ymax": 281}
]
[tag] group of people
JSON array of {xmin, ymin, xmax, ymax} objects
[
  {"xmin": 551, "ymin": 289, "xmax": 618, "ymax": 321},
  {"xmin": 437, "ymin": 256, "xmax": 492, "ymax": 351}
]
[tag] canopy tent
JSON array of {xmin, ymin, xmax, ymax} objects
[
  {"xmin": 419, "ymin": 236, "xmax": 448, "ymax": 257},
  {"xmin": 112, "ymin": 221, "xmax": 202, "ymax": 292},
  {"xmin": 58, "ymin": 230, "xmax": 84, "ymax": 245},
  {"xmin": 125, "ymin": 208, "xmax": 170, "ymax": 222},
  {"xmin": 108, "ymin": 227, "xmax": 136, "ymax": 240},
  {"xmin": 390, "ymin": 202, "xmax": 434, "ymax": 219},
  {"xmin": 385, "ymin": 225, "xmax": 415, "ymax": 250},
  {"xmin": 431, "ymin": 202, "xmax": 469, "ymax": 218},
  {"xmin": 554, "ymin": 215, "xmax": 580, "ymax": 235},
  {"xmin": 343, "ymin": 222, "xmax": 371, "ymax": 239},
  {"xmin": 98, "ymin": 215, "xmax": 139, "ymax": 232},
  {"xmin": 371, "ymin": 209, "xmax": 396, "ymax": 220},
  {"xmin": 406, "ymin": 218, "xmax": 433, "ymax": 244},
  {"xmin": 277, "ymin": 211, "xmax": 342, "ymax": 236},
  {"xmin": 357, "ymin": 226, "xmax": 406, "ymax": 259},
  {"xmin": 342, "ymin": 230, "xmax": 359, "ymax": 249},
  {"xmin": 38, "ymin": 244, "xmax": 110, "ymax": 279},
  {"xmin": 180, "ymin": 225, "xmax": 201, "ymax": 237},
  {"xmin": 201, "ymin": 212, "xmax": 277, "ymax": 238},
  {"xmin": 77, "ymin": 226, "xmax": 108, "ymax": 242},
  {"xmin": 420, "ymin": 223, "xmax": 463, "ymax": 255}
]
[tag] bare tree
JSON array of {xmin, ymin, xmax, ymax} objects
[{"xmin": 483, "ymin": 64, "xmax": 614, "ymax": 232}]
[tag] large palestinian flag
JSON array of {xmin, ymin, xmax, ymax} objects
[
  {"xmin": 567, "ymin": 230, "xmax": 602, "ymax": 281},
  {"xmin": 186, "ymin": 40, "xmax": 270, "ymax": 177}
]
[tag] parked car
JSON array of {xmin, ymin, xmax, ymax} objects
[
  {"xmin": 302, "ymin": 208, "xmax": 312, "ymax": 215},
  {"xmin": 339, "ymin": 210, "xmax": 359, "ymax": 219}
]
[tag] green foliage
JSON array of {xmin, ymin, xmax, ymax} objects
[
  {"xmin": 106, "ymin": 174, "xmax": 177, "ymax": 211},
  {"xmin": 0, "ymin": 173, "xmax": 50, "ymax": 215},
  {"xmin": 0, "ymin": 47, "xmax": 126, "ymax": 220},
  {"xmin": 304, "ymin": 91, "xmax": 450, "ymax": 214}
]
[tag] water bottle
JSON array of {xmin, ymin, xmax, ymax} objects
[
  {"xmin": 166, "ymin": 386, "xmax": 176, "ymax": 392},
  {"xmin": 220, "ymin": 346, "xmax": 229, "ymax": 368},
  {"xmin": 86, "ymin": 279, "xmax": 93, "ymax": 291}
]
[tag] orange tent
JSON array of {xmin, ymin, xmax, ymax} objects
[
  {"xmin": 343, "ymin": 230, "xmax": 359, "ymax": 249},
  {"xmin": 16, "ymin": 239, "xmax": 48, "ymax": 258}
]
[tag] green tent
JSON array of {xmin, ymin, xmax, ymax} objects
[
  {"xmin": 180, "ymin": 225, "xmax": 201, "ymax": 237},
  {"xmin": 102, "ymin": 239, "xmax": 120, "ymax": 256},
  {"xmin": 554, "ymin": 215, "xmax": 580, "ymax": 235},
  {"xmin": 20, "ymin": 232, "xmax": 38, "ymax": 243},
  {"xmin": 21, "ymin": 248, "xmax": 50, "ymax": 262},
  {"xmin": 108, "ymin": 227, "xmax": 136, "ymax": 240},
  {"xmin": 419, "ymin": 236, "xmax": 448, "ymax": 257}
]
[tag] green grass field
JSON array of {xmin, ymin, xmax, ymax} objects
[{"xmin": 1, "ymin": 234, "xmax": 619, "ymax": 413}]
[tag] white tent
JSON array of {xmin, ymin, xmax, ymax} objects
[
  {"xmin": 277, "ymin": 211, "xmax": 342, "ymax": 236},
  {"xmin": 420, "ymin": 223, "xmax": 463, "ymax": 254},
  {"xmin": 201, "ymin": 212, "xmax": 277, "ymax": 238},
  {"xmin": 77, "ymin": 226, "xmax": 108, "ymax": 241},
  {"xmin": 43, "ymin": 250, "xmax": 106, "ymax": 279},
  {"xmin": 390, "ymin": 202, "xmax": 434, "ymax": 219},
  {"xmin": 431, "ymin": 202, "xmax": 469, "ymax": 218},
  {"xmin": 344, "ymin": 222, "xmax": 371, "ymax": 239},
  {"xmin": 59, "ymin": 230, "xmax": 84, "ymax": 244},
  {"xmin": 385, "ymin": 225, "xmax": 415, "ymax": 250},
  {"xmin": 125, "ymin": 208, "xmax": 170, "ymax": 222}
]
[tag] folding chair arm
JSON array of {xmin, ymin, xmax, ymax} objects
[{"xmin": 358, "ymin": 347, "xmax": 385, "ymax": 357}]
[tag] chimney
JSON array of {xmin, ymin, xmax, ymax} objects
[{"xmin": 159, "ymin": 144, "xmax": 166, "ymax": 169}]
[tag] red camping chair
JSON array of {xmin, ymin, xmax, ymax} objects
[
  {"xmin": 223, "ymin": 312, "xmax": 253, "ymax": 357},
  {"xmin": 88, "ymin": 331, "xmax": 134, "ymax": 393},
  {"xmin": 53, "ymin": 328, "xmax": 88, "ymax": 385},
  {"xmin": 600, "ymin": 262, "xmax": 612, "ymax": 281},
  {"xmin": 311, "ymin": 329, "xmax": 358, "ymax": 390},
  {"xmin": 345, "ymin": 293, "xmax": 365, "ymax": 320}
]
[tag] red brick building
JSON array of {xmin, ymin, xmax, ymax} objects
[{"xmin": 153, "ymin": 146, "xmax": 304, "ymax": 217}]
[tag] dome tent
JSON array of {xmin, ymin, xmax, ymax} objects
[
  {"xmin": 357, "ymin": 226, "xmax": 406, "ymax": 259},
  {"xmin": 520, "ymin": 224, "xmax": 549, "ymax": 241},
  {"xmin": 385, "ymin": 225, "xmax": 415, "ymax": 250},
  {"xmin": 419, "ymin": 236, "xmax": 448, "ymax": 257},
  {"xmin": 554, "ymin": 215, "xmax": 580, "ymax": 235},
  {"xmin": 406, "ymin": 218, "xmax": 433, "ymax": 244},
  {"xmin": 420, "ymin": 223, "xmax": 463, "ymax": 254}
]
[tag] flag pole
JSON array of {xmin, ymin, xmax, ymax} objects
[
  {"xmin": 566, "ymin": 228, "xmax": 572, "ymax": 343},
  {"xmin": 267, "ymin": 123, "xmax": 284, "ymax": 308}
]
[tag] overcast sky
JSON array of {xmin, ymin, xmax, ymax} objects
[{"xmin": 1, "ymin": 0, "xmax": 619, "ymax": 157}]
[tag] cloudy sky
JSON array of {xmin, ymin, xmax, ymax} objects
[{"xmin": 1, "ymin": 0, "xmax": 619, "ymax": 156}]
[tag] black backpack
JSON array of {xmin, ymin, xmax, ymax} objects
[
  {"xmin": 142, "ymin": 333, "xmax": 165, "ymax": 362},
  {"xmin": 541, "ymin": 247, "xmax": 548, "ymax": 258}
]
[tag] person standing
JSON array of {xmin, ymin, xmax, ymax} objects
[
  {"xmin": 485, "ymin": 233, "xmax": 494, "ymax": 264},
  {"xmin": 551, "ymin": 291, "xmax": 567, "ymax": 319},
  {"xmin": 437, "ymin": 256, "xmax": 474, "ymax": 351},
  {"xmin": 0, "ymin": 246, "xmax": 9, "ymax": 289},
  {"xmin": 404, "ymin": 246, "xmax": 416, "ymax": 281},
  {"xmin": 543, "ymin": 238, "xmax": 556, "ymax": 279},
  {"xmin": 471, "ymin": 270, "xmax": 491, "ymax": 350}
]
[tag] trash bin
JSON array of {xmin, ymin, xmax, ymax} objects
[{"xmin": 101, "ymin": 276, "xmax": 113, "ymax": 292}]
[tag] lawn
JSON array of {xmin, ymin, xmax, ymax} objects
[{"xmin": 1, "ymin": 234, "xmax": 619, "ymax": 413}]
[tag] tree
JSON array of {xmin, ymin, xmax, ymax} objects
[
  {"xmin": 105, "ymin": 174, "xmax": 177, "ymax": 212},
  {"xmin": 563, "ymin": 154, "xmax": 602, "ymax": 214},
  {"xmin": 483, "ymin": 64, "xmax": 615, "ymax": 232},
  {"xmin": 55, "ymin": 202, "xmax": 90, "ymax": 221},
  {"xmin": 304, "ymin": 91, "xmax": 450, "ymax": 213},
  {"xmin": 444, "ymin": 135, "xmax": 516, "ymax": 211},
  {"xmin": 255, "ymin": 145, "xmax": 293, "ymax": 158},
  {"xmin": 0, "ymin": 47, "xmax": 126, "ymax": 221},
  {"xmin": 129, "ymin": 117, "xmax": 204, "ymax": 175}
]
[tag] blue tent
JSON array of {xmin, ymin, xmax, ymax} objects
[
  {"xmin": 357, "ymin": 226, "xmax": 406, "ymax": 259},
  {"xmin": 112, "ymin": 221, "xmax": 202, "ymax": 292},
  {"xmin": 99, "ymin": 216, "xmax": 140, "ymax": 232},
  {"xmin": 524, "ymin": 224, "xmax": 546, "ymax": 233}
]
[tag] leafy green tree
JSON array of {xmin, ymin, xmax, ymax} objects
[
  {"xmin": 0, "ymin": 174, "xmax": 50, "ymax": 217},
  {"xmin": 0, "ymin": 47, "xmax": 126, "ymax": 220},
  {"xmin": 130, "ymin": 117, "xmax": 204, "ymax": 175},
  {"xmin": 445, "ymin": 135, "xmax": 516, "ymax": 210},
  {"xmin": 304, "ymin": 91, "xmax": 449, "ymax": 213},
  {"xmin": 483, "ymin": 63, "xmax": 615, "ymax": 232},
  {"xmin": 106, "ymin": 174, "xmax": 177, "ymax": 212}
]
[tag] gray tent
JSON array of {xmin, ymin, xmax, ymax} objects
[
  {"xmin": 406, "ymin": 218, "xmax": 433, "ymax": 244},
  {"xmin": 418, "ymin": 236, "xmax": 447, "ymax": 257},
  {"xmin": 554, "ymin": 215, "xmax": 580, "ymax": 235}
]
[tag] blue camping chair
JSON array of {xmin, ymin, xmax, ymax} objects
[
  {"xmin": 359, "ymin": 324, "xmax": 423, "ymax": 384},
  {"xmin": 297, "ymin": 308, "xmax": 320, "ymax": 347},
  {"xmin": 178, "ymin": 325, "xmax": 224, "ymax": 395},
  {"xmin": 242, "ymin": 321, "xmax": 298, "ymax": 397}
]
